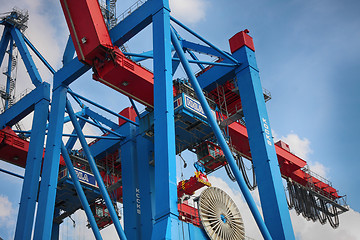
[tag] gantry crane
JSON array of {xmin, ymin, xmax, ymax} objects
[{"xmin": 0, "ymin": 1, "xmax": 348, "ymax": 240}]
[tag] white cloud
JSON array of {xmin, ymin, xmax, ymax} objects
[
  {"xmin": 0, "ymin": 195, "xmax": 12, "ymax": 218},
  {"xmin": 280, "ymin": 133, "xmax": 313, "ymax": 160},
  {"xmin": 0, "ymin": 195, "xmax": 16, "ymax": 238},
  {"xmin": 307, "ymin": 161, "xmax": 328, "ymax": 179},
  {"xmin": 169, "ymin": 0, "xmax": 208, "ymax": 24}
]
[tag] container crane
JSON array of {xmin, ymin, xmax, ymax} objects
[{"xmin": 0, "ymin": 0, "xmax": 349, "ymax": 239}]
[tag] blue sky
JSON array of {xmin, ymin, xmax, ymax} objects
[{"xmin": 0, "ymin": 0, "xmax": 360, "ymax": 239}]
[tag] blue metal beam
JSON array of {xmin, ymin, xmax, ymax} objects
[
  {"xmin": 187, "ymin": 49, "xmax": 205, "ymax": 70},
  {"xmin": 0, "ymin": 167, "xmax": 24, "ymax": 179},
  {"xmin": 233, "ymin": 45, "xmax": 295, "ymax": 239},
  {"xmin": 23, "ymin": 35, "xmax": 56, "ymax": 74},
  {"xmin": 34, "ymin": 85, "xmax": 67, "ymax": 240},
  {"xmin": 0, "ymin": 82, "xmax": 50, "ymax": 128},
  {"xmin": 66, "ymin": 99, "xmax": 127, "ymax": 240},
  {"xmin": 15, "ymin": 93, "xmax": 50, "ymax": 240},
  {"xmin": 128, "ymin": 98, "xmax": 141, "ymax": 120},
  {"xmin": 170, "ymin": 16, "xmax": 239, "ymax": 64},
  {"xmin": 123, "ymin": 52, "xmax": 237, "ymax": 67},
  {"xmin": 109, "ymin": 0, "xmax": 154, "ymax": 47},
  {"xmin": 53, "ymin": 57, "xmax": 90, "ymax": 89},
  {"xmin": 182, "ymin": 39, "xmax": 225, "ymax": 58},
  {"xmin": 65, "ymin": 118, "xmax": 85, "ymax": 150},
  {"xmin": 10, "ymin": 27, "xmax": 42, "ymax": 87},
  {"xmin": 60, "ymin": 142, "xmax": 103, "ymax": 240},
  {"xmin": 0, "ymin": 27, "xmax": 10, "ymax": 66},
  {"xmin": 13, "ymin": 130, "xmax": 121, "ymax": 140},
  {"xmin": 171, "ymin": 28, "xmax": 273, "ymax": 240},
  {"xmin": 151, "ymin": 2, "xmax": 180, "ymax": 239},
  {"xmin": 75, "ymin": 114, "xmax": 124, "ymax": 138},
  {"xmin": 84, "ymin": 107, "xmax": 120, "ymax": 130},
  {"xmin": 68, "ymin": 90, "xmax": 139, "ymax": 127},
  {"xmin": 62, "ymin": 35, "xmax": 75, "ymax": 65}
]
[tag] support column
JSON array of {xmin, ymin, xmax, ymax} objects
[
  {"xmin": 14, "ymin": 83, "xmax": 50, "ymax": 240},
  {"xmin": 121, "ymin": 123, "xmax": 139, "ymax": 240},
  {"xmin": 34, "ymin": 84, "xmax": 67, "ymax": 240},
  {"xmin": 151, "ymin": 1, "xmax": 180, "ymax": 239},
  {"xmin": 231, "ymin": 32, "xmax": 295, "ymax": 239}
]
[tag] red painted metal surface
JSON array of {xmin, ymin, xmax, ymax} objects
[
  {"xmin": 177, "ymin": 171, "xmax": 211, "ymax": 198},
  {"xmin": 195, "ymin": 141, "xmax": 227, "ymax": 173},
  {"xmin": 0, "ymin": 127, "xmax": 65, "ymax": 168},
  {"xmin": 118, "ymin": 107, "xmax": 137, "ymax": 126},
  {"xmin": 60, "ymin": 0, "xmax": 113, "ymax": 64},
  {"xmin": 0, "ymin": 127, "xmax": 29, "ymax": 168},
  {"xmin": 229, "ymin": 29, "xmax": 255, "ymax": 53},
  {"xmin": 178, "ymin": 203, "xmax": 201, "ymax": 227},
  {"xmin": 93, "ymin": 47, "xmax": 155, "ymax": 108}
]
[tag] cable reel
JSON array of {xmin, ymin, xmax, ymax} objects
[{"xmin": 198, "ymin": 187, "xmax": 245, "ymax": 240}]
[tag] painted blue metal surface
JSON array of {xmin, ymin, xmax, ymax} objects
[
  {"xmin": 136, "ymin": 134, "xmax": 154, "ymax": 239},
  {"xmin": 151, "ymin": 2, "xmax": 180, "ymax": 239},
  {"xmin": 60, "ymin": 143, "xmax": 103, "ymax": 240},
  {"xmin": 66, "ymin": 100, "xmax": 127, "ymax": 240},
  {"xmin": 23, "ymin": 35, "xmax": 56, "ymax": 74},
  {"xmin": 171, "ymin": 28, "xmax": 273, "ymax": 240},
  {"xmin": 85, "ymin": 107, "xmax": 120, "ymax": 130},
  {"xmin": 170, "ymin": 16, "xmax": 239, "ymax": 64},
  {"xmin": 34, "ymin": 85, "xmax": 67, "ymax": 240},
  {"xmin": 233, "ymin": 45, "xmax": 295, "ymax": 240},
  {"xmin": 0, "ymin": 28, "xmax": 10, "ymax": 66},
  {"xmin": 10, "ymin": 27, "xmax": 42, "ymax": 87},
  {"xmin": 0, "ymin": 167, "xmax": 24, "ymax": 179},
  {"xmin": 65, "ymin": 118, "xmax": 86, "ymax": 150},
  {"xmin": 0, "ymin": 82, "xmax": 50, "ymax": 128},
  {"xmin": 121, "ymin": 122, "xmax": 139, "ymax": 239},
  {"xmin": 62, "ymin": 35, "xmax": 75, "ymax": 65},
  {"xmin": 69, "ymin": 90, "xmax": 138, "ymax": 126},
  {"xmin": 14, "ymin": 86, "xmax": 50, "ymax": 240}
]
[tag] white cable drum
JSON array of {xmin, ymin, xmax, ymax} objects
[{"xmin": 198, "ymin": 187, "xmax": 245, "ymax": 240}]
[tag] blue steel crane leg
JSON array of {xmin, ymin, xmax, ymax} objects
[
  {"xmin": 0, "ymin": 27, "xmax": 10, "ymax": 65},
  {"xmin": 10, "ymin": 27, "xmax": 41, "ymax": 87},
  {"xmin": 151, "ymin": 2, "xmax": 180, "ymax": 239},
  {"xmin": 33, "ymin": 85, "xmax": 67, "ymax": 240},
  {"xmin": 170, "ymin": 29, "xmax": 273, "ymax": 240},
  {"xmin": 121, "ymin": 122, "xmax": 139, "ymax": 240},
  {"xmin": 65, "ymin": 99, "xmax": 127, "ymax": 240},
  {"xmin": 5, "ymin": 37, "xmax": 13, "ymax": 110},
  {"xmin": 60, "ymin": 142, "xmax": 103, "ymax": 240},
  {"xmin": 233, "ymin": 46, "xmax": 295, "ymax": 240},
  {"xmin": 51, "ymin": 208, "xmax": 60, "ymax": 240},
  {"xmin": 14, "ymin": 83, "xmax": 50, "ymax": 240},
  {"xmin": 136, "ymin": 134, "xmax": 154, "ymax": 239}
]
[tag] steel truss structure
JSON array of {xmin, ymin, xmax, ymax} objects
[{"xmin": 0, "ymin": 1, "xmax": 348, "ymax": 240}]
